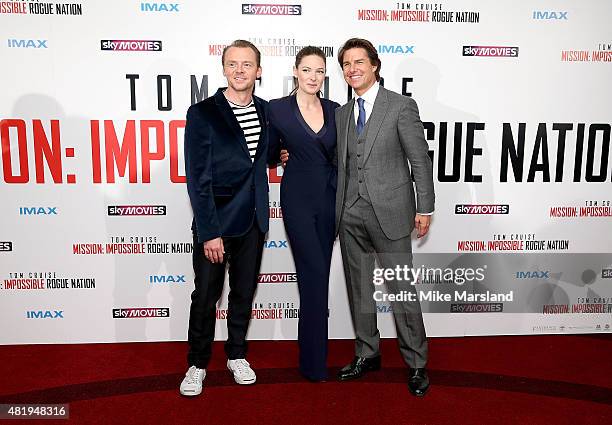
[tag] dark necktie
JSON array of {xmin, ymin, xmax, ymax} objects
[{"xmin": 356, "ymin": 97, "xmax": 366, "ymax": 135}]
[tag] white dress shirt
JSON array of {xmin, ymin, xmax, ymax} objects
[{"xmin": 353, "ymin": 82, "xmax": 379, "ymax": 125}]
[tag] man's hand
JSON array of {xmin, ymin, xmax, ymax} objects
[
  {"xmin": 204, "ymin": 237, "xmax": 225, "ymax": 263},
  {"xmin": 415, "ymin": 214, "xmax": 431, "ymax": 239},
  {"xmin": 280, "ymin": 149, "xmax": 289, "ymax": 168}
]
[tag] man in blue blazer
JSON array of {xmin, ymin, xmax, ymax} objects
[{"xmin": 180, "ymin": 40, "xmax": 269, "ymax": 396}]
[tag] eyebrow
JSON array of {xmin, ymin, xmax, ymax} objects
[{"xmin": 343, "ymin": 58, "xmax": 366, "ymax": 65}]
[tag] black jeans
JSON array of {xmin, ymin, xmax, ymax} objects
[{"xmin": 187, "ymin": 223, "xmax": 265, "ymax": 368}]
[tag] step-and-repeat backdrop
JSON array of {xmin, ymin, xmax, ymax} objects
[{"xmin": 1, "ymin": 0, "xmax": 611, "ymax": 344}]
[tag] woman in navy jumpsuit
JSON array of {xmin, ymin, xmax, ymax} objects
[{"xmin": 268, "ymin": 46, "xmax": 339, "ymax": 381}]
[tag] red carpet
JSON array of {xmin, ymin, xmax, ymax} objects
[{"xmin": 0, "ymin": 335, "xmax": 611, "ymax": 424}]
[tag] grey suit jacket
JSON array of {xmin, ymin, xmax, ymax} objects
[{"xmin": 335, "ymin": 85, "xmax": 435, "ymax": 240}]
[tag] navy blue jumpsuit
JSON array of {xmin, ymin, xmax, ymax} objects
[{"xmin": 268, "ymin": 95, "xmax": 339, "ymax": 380}]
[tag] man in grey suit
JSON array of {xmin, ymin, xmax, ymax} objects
[{"xmin": 335, "ymin": 38, "xmax": 435, "ymax": 396}]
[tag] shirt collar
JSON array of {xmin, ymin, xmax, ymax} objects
[{"xmin": 355, "ymin": 82, "xmax": 379, "ymax": 106}]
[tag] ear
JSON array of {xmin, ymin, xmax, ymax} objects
[
  {"xmin": 293, "ymin": 66, "xmax": 298, "ymax": 78},
  {"xmin": 256, "ymin": 66, "xmax": 262, "ymax": 79}
]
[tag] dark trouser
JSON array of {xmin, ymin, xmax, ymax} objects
[
  {"xmin": 187, "ymin": 223, "xmax": 265, "ymax": 369},
  {"xmin": 283, "ymin": 202, "xmax": 334, "ymax": 380}
]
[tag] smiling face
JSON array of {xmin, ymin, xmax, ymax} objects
[
  {"xmin": 222, "ymin": 46, "xmax": 262, "ymax": 96},
  {"xmin": 294, "ymin": 54, "xmax": 326, "ymax": 96},
  {"xmin": 341, "ymin": 47, "xmax": 378, "ymax": 96}
]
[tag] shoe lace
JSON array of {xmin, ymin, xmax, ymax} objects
[
  {"xmin": 232, "ymin": 359, "xmax": 250, "ymax": 374},
  {"xmin": 186, "ymin": 366, "xmax": 203, "ymax": 384}
]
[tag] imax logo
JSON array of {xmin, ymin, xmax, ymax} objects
[
  {"xmin": 140, "ymin": 2, "xmax": 179, "ymax": 12},
  {"xmin": 20, "ymin": 207, "xmax": 57, "ymax": 215},
  {"xmin": 533, "ymin": 11, "xmax": 568, "ymax": 20},
  {"xmin": 26, "ymin": 310, "xmax": 64, "ymax": 319},
  {"xmin": 149, "ymin": 275, "xmax": 186, "ymax": 284},
  {"xmin": 377, "ymin": 304, "xmax": 394, "ymax": 313},
  {"xmin": 378, "ymin": 45, "xmax": 414, "ymax": 54},
  {"xmin": 264, "ymin": 240, "xmax": 288, "ymax": 249},
  {"xmin": 516, "ymin": 271, "xmax": 550, "ymax": 279},
  {"xmin": 7, "ymin": 39, "xmax": 48, "ymax": 48}
]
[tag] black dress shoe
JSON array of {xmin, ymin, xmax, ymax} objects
[
  {"xmin": 337, "ymin": 356, "xmax": 381, "ymax": 381},
  {"xmin": 408, "ymin": 368, "xmax": 429, "ymax": 397}
]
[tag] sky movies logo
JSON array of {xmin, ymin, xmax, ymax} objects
[
  {"xmin": 455, "ymin": 204, "xmax": 509, "ymax": 214},
  {"xmin": 242, "ymin": 4, "xmax": 301, "ymax": 15},
  {"xmin": 450, "ymin": 303, "xmax": 503, "ymax": 313},
  {"xmin": 101, "ymin": 40, "xmax": 162, "ymax": 51},
  {"xmin": 0, "ymin": 242, "xmax": 12, "ymax": 252},
  {"xmin": 463, "ymin": 46, "xmax": 519, "ymax": 57},
  {"xmin": 258, "ymin": 273, "xmax": 297, "ymax": 283},
  {"xmin": 108, "ymin": 205, "xmax": 167, "ymax": 216},
  {"xmin": 113, "ymin": 308, "xmax": 170, "ymax": 318}
]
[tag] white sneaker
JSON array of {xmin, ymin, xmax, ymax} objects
[
  {"xmin": 227, "ymin": 359, "xmax": 256, "ymax": 385},
  {"xmin": 180, "ymin": 366, "xmax": 206, "ymax": 396}
]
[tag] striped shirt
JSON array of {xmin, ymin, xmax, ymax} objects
[{"xmin": 228, "ymin": 99, "xmax": 261, "ymax": 161}]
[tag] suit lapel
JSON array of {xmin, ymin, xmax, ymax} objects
[
  {"xmin": 214, "ymin": 89, "xmax": 251, "ymax": 160},
  {"xmin": 252, "ymin": 97, "xmax": 266, "ymax": 161},
  {"xmin": 340, "ymin": 99, "xmax": 354, "ymax": 169},
  {"xmin": 363, "ymin": 87, "xmax": 388, "ymax": 163}
]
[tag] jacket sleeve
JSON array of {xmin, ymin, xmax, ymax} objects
[
  {"xmin": 267, "ymin": 104, "xmax": 282, "ymax": 166},
  {"xmin": 184, "ymin": 105, "xmax": 221, "ymax": 243},
  {"xmin": 397, "ymin": 97, "xmax": 435, "ymax": 214},
  {"xmin": 331, "ymin": 101, "xmax": 341, "ymax": 169}
]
